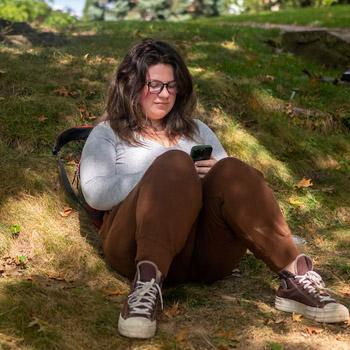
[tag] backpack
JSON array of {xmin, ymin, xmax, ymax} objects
[{"xmin": 52, "ymin": 126, "xmax": 105, "ymax": 229}]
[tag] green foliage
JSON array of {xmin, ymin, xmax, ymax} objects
[
  {"xmin": 0, "ymin": 0, "xmax": 49, "ymax": 22},
  {"xmin": 43, "ymin": 9, "xmax": 77, "ymax": 29},
  {"xmin": 82, "ymin": 0, "xmax": 345, "ymax": 20},
  {"xmin": 10, "ymin": 224, "xmax": 21, "ymax": 236},
  {"xmin": 83, "ymin": 0, "xmax": 239, "ymax": 21},
  {"xmin": 0, "ymin": 0, "xmax": 76, "ymax": 29},
  {"xmin": 138, "ymin": 0, "xmax": 171, "ymax": 20}
]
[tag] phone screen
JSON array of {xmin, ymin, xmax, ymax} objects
[{"xmin": 190, "ymin": 145, "xmax": 213, "ymax": 162}]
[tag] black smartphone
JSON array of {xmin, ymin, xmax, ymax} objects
[{"xmin": 190, "ymin": 145, "xmax": 213, "ymax": 162}]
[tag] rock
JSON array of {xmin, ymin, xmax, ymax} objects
[
  {"xmin": 281, "ymin": 30, "xmax": 350, "ymax": 67},
  {"xmin": 3, "ymin": 34, "xmax": 32, "ymax": 47},
  {"xmin": 0, "ymin": 18, "xmax": 67, "ymax": 47}
]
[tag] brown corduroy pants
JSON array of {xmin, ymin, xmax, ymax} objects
[{"xmin": 100, "ymin": 150, "xmax": 299, "ymax": 284}]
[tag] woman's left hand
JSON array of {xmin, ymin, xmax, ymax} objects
[{"xmin": 194, "ymin": 158, "xmax": 217, "ymax": 178}]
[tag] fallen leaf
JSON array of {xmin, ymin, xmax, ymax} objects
[
  {"xmin": 296, "ymin": 177, "xmax": 313, "ymax": 188},
  {"xmin": 54, "ymin": 87, "xmax": 70, "ymax": 97},
  {"xmin": 288, "ymin": 196, "xmax": 304, "ymax": 208},
  {"xmin": 105, "ymin": 57, "xmax": 116, "ymax": 64},
  {"xmin": 292, "ymin": 313, "xmax": 303, "ymax": 322},
  {"xmin": 54, "ymin": 87, "xmax": 79, "ymax": 98},
  {"xmin": 175, "ymin": 328, "xmax": 189, "ymax": 342},
  {"xmin": 83, "ymin": 53, "xmax": 89, "ymax": 60},
  {"xmin": 37, "ymin": 115, "xmax": 48, "ymax": 122},
  {"xmin": 105, "ymin": 289, "xmax": 126, "ymax": 297},
  {"xmin": 164, "ymin": 301, "xmax": 180, "ymax": 319},
  {"xmin": 59, "ymin": 207, "xmax": 72, "ymax": 217},
  {"xmin": 78, "ymin": 104, "xmax": 95, "ymax": 121},
  {"xmin": 340, "ymin": 287, "xmax": 350, "ymax": 297},
  {"xmin": 305, "ymin": 326, "xmax": 323, "ymax": 335},
  {"xmin": 45, "ymin": 273, "xmax": 75, "ymax": 283}
]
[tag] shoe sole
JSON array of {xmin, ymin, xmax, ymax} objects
[
  {"xmin": 118, "ymin": 314, "xmax": 156, "ymax": 339},
  {"xmin": 275, "ymin": 296, "xmax": 349, "ymax": 323}
]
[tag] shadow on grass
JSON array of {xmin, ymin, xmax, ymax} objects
[
  {"xmin": 0, "ymin": 278, "xmax": 129, "ymax": 350},
  {"xmin": 1, "ymin": 267, "xmax": 347, "ymax": 350}
]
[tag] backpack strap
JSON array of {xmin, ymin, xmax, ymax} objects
[
  {"xmin": 53, "ymin": 126, "xmax": 106, "ymax": 229},
  {"xmin": 52, "ymin": 126, "xmax": 94, "ymax": 205},
  {"xmin": 52, "ymin": 125, "xmax": 93, "ymax": 155}
]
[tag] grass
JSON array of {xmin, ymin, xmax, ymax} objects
[
  {"xmin": 0, "ymin": 5, "xmax": 350, "ymax": 350},
  {"xmin": 206, "ymin": 4, "xmax": 350, "ymax": 28}
]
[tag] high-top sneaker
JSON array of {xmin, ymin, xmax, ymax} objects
[
  {"xmin": 275, "ymin": 254, "xmax": 349, "ymax": 323},
  {"xmin": 118, "ymin": 260, "xmax": 163, "ymax": 339}
]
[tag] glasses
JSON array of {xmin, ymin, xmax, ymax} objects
[{"xmin": 146, "ymin": 80, "xmax": 177, "ymax": 95}]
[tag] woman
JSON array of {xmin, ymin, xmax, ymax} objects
[{"xmin": 80, "ymin": 38, "xmax": 349, "ymax": 339}]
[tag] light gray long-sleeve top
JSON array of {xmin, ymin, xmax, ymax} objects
[{"xmin": 80, "ymin": 119, "xmax": 228, "ymax": 210}]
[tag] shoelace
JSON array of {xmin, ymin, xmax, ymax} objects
[
  {"xmin": 128, "ymin": 278, "xmax": 163, "ymax": 317},
  {"xmin": 295, "ymin": 271, "xmax": 334, "ymax": 302}
]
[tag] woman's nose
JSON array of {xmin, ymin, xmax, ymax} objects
[{"xmin": 158, "ymin": 86, "xmax": 170, "ymax": 97}]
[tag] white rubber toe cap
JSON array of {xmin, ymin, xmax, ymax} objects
[{"xmin": 118, "ymin": 314, "xmax": 156, "ymax": 339}]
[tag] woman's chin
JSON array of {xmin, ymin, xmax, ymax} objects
[{"xmin": 148, "ymin": 112, "xmax": 168, "ymax": 121}]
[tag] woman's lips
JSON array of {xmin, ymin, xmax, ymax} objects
[{"xmin": 154, "ymin": 102, "xmax": 169, "ymax": 108}]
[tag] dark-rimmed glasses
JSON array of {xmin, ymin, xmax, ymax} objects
[{"xmin": 146, "ymin": 80, "xmax": 177, "ymax": 95}]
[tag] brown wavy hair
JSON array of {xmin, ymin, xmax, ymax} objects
[{"xmin": 104, "ymin": 38, "xmax": 198, "ymax": 145}]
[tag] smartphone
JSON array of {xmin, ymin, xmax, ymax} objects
[{"xmin": 190, "ymin": 145, "xmax": 213, "ymax": 162}]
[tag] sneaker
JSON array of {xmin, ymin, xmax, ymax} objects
[
  {"xmin": 118, "ymin": 260, "xmax": 163, "ymax": 339},
  {"xmin": 275, "ymin": 254, "xmax": 349, "ymax": 323}
]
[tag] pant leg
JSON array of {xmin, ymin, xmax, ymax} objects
[
  {"xmin": 191, "ymin": 157, "xmax": 299, "ymax": 283},
  {"xmin": 99, "ymin": 150, "xmax": 202, "ymax": 279}
]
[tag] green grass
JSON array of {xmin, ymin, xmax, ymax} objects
[
  {"xmin": 206, "ymin": 4, "xmax": 350, "ymax": 28},
  {"xmin": 0, "ymin": 6, "xmax": 350, "ymax": 350}
]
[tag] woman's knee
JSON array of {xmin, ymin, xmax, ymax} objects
[
  {"xmin": 212, "ymin": 157, "xmax": 263, "ymax": 180},
  {"xmin": 155, "ymin": 150, "xmax": 193, "ymax": 166},
  {"xmin": 152, "ymin": 150, "xmax": 197, "ymax": 178},
  {"xmin": 145, "ymin": 150, "xmax": 201, "ymax": 196}
]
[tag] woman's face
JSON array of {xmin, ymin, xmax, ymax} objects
[{"xmin": 140, "ymin": 64, "xmax": 177, "ymax": 125}]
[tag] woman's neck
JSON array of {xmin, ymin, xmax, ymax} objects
[{"xmin": 148, "ymin": 120, "xmax": 164, "ymax": 132}]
